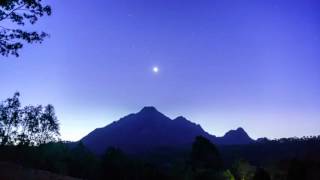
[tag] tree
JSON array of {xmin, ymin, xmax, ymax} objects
[
  {"xmin": 223, "ymin": 170, "xmax": 235, "ymax": 180},
  {"xmin": 20, "ymin": 105, "xmax": 42, "ymax": 145},
  {"xmin": 0, "ymin": 92, "xmax": 60, "ymax": 146},
  {"xmin": 101, "ymin": 147, "xmax": 130, "ymax": 179},
  {"xmin": 191, "ymin": 136, "xmax": 223, "ymax": 171},
  {"xmin": 253, "ymin": 168, "xmax": 270, "ymax": 180},
  {"xmin": 0, "ymin": 0, "xmax": 51, "ymax": 57},
  {"xmin": 231, "ymin": 159, "xmax": 255, "ymax": 180},
  {"xmin": 37, "ymin": 104, "xmax": 60, "ymax": 144},
  {"xmin": 287, "ymin": 159, "xmax": 307, "ymax": 180},
  {"xmin": 190, "ymin": 136, "xmax": 224, "ymax": 180},
  {"xmin": 0, "ymin": 92, "xmax": 21, "ymax": 145},
  {"xmin": 67, "ymin": 142, "xmax": 98, "ymax": 179}
]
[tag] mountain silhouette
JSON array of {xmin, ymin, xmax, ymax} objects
[
  {"xmin": 81, "ymin": 106, "xmax": 254, "ymax": 154},
  {"xmin": 214, "ymin": 127, "xmax": 254, "ymax": 145}
]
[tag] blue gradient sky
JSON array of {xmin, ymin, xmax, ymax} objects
[{"xmin": 1, "ymin": 0, "xmax": 319, "ymax": 141}]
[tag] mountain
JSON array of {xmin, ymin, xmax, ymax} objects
[
  {"xmin": 214, "ymin": 127, "xmax": 254, "ymax": 145},
  {"xmin": 81, "ymin": 106, "xmax": 254, "ymax": 154}
]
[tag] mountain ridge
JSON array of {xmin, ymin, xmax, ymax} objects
[{"xmin": 81, "ymin": 106, "xmax": 254, "ymax": 154}]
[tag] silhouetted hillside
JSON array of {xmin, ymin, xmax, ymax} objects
[
  {"xmin": 215, "ymin": 127, "xmax": 254, "ymax": 145},
  {"xmin": 81, "ymin": 107, "xmax": 254, "ymax": 154}
]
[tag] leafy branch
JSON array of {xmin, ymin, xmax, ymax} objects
[{"xmin": 0, "ymin": 0, "xmax": 51, "ymax": 57}]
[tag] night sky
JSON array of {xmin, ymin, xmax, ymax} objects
[{"xmin": 0, "ymin": 0, "xmax": 319, "ymax": 141}]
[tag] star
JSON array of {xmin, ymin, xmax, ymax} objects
[{"xmin": 153, "ymin": 66, "xmax": 159, "ymax": 73}]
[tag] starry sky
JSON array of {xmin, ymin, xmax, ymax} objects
[{"xmin": 0, "ymin": 0, "xmax": 319, "ymax": 141}]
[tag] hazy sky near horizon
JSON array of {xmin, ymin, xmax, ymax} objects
[{"xmin": 1, "ymin": 0, "xmax": 320, "ymax": 141}]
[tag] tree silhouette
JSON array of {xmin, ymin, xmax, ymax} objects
[
  {"xmin": 253, "ymin": 167, "xmax": 270, "ymax": 180},
  {"xmin": 101, "ymin": 147, "xmax": 130, "ymax": 179},
  {"xmin": 0, "ymin": 92, "xmax": 60, "ymax": 146},
  {"xmin": 191, "ymin": 136, "xmax": 223, "ymax": 171},
  {"xmin": 0, "ymin": 92, "xmax": 21, "ymax": 145},
  {"xmin": 68, "ymin": 141, "xmax": 98, "ymax": 179},
  {"xmin": 19, "ymin": 105, "xmax": 42, "ymax": 145},
  {"xmin": 38, "ymin": 104, "xmax": 60, "ymax": 144},
  {"xmin": 190, "ymin": 136, "xmax": 224, "ymax": 180},
  {"xmin": 231, "ymin": 159, "xmax": 255, "ymax": 180},
  {"xmin": 0, "ymin": 0, "xmax": 51, "ymax": 57},
  {"xmin": 287, "ymin": 159, "xmax": 307, "ymax": 180}
]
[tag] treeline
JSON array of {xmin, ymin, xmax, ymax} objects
[
  {"xmin": 2, "ymin": 136, "xmax": 318, "ymax": 180},
  {"xmin": 0, "ymin": 136, "xmax": 271, "ymax": 180},
  {"xmin": 0, "ymin": 136, "xmax": 235, "ymax": 180},
  {"xmin": 0, "ymin": 92, "xmax": 60, "ymax": 146},
  {"xmin": 220, "ymin": 137, "xmax": 320, "ymax": 180},
  {"xmin": 221, "ymin": 136, "xmax": 320, "ymax": 165}
]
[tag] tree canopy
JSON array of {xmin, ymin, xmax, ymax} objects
[
  {"xmin": 0, "ymin": 0, "xmax": 51, "ymax": 57},
  {"xmin": 191, "ymin": 136, "xmax": 223, "ymax": 171},
  {"xmin": 190, "ymin": 136, "xmax": 225, "ymax": 180},
  {"xmin": 0, "ymin": 92, "xmax": 60, "ymax": 146}
]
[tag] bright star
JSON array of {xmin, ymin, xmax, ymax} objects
[{"xmin": 153, "ymin": 66, "xmax": 159, "ymax": 73}]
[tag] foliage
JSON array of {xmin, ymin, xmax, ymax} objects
[
  {"xmin": 0, "ymin": 136, "xmax": 319, "ymax": 180},
  {"xmin": 38, "ymin": 104, "xmax": 60, "ymax": 144},
  {"xmin": 0, "ymin": 92, "xmax": 60, "ymax": 146},
  {"xmin": 0, "ymin": 92, "xmax": 20, "ymax": 145},
  {"xmin": 67, "ymin": 142, "xmax": 99, "ymax": 179},
  {"xmin": 231, "ymin": 159, "xmax": 255, "ymax": 180},
  {"xmin": 223, "ymin": 170, "xmax": 235, "ymax": 180},
  {"xmin": 0, "ymin": 0, "xmax": 51, "ymax": 57},
  {"xmin": 189, "ymin": 136, "xmax": 227, "ymax": 180},
  {"xmin": 101, "ymin": 147, "xmax": 129, "ymax": 179},
  {"xmin": 253, "ymin": 168, "xmax": 270, "ymax": 180},
  {"xmin": 286, "ymin": 159, "xmax": 307, "ymax": 180},
  {"xmin": 191, "ymin": 136, "xmax": 223, "ymax": 171}
]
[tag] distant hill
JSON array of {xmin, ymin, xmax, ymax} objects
[{"xmin": 81, "ymin": 107, "xmax": 254, "ymax": 154}]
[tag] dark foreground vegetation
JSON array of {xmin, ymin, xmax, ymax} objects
[
  {"xmin": 0, "ymin": 161, "xmax": 79, "ymax": 180},
  {"xmin": 1, "ymin": 93, "xmax": 320, "ymax": 180},
  {"xmin": 0, "ymin": 137, "xmax": 320, "ymax": 180}
]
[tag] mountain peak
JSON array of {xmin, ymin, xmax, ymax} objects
[
  {"xmin": 135, "ymin": 106, "xmax": 170, "ymax": 123},
  {"xmin": 139, "ymin": 106, "xmax": 159, "ymax": 114},
  {"xmin": 225, "ymin": 127, "xmax": 248, "ymax": 136},
  {"xmin": 219, "ymin": 127, "xmax": 254, "ymax": 145},
  {"xmin": 236, "ymin": 127, "xmax": 245, "ymax": 132},
  {"xmin": 174, "ymin": 116, "xmax": 187, "ymax": 121}
]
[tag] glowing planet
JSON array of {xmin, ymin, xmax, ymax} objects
[{"xmin": 153, "ymin": 66, "xmax": 159, "ymax": 73}]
